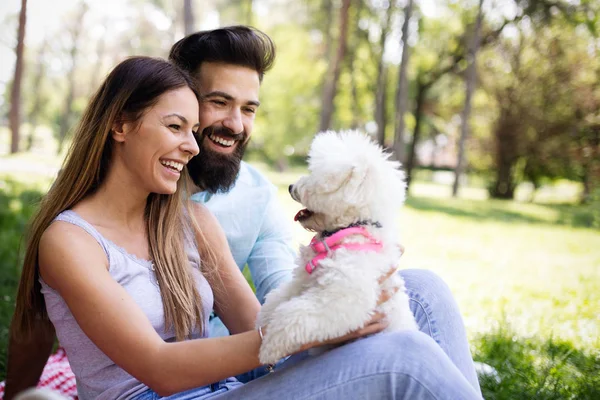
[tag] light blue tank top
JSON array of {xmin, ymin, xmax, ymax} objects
[{"xmin": 39, "ymin": 210, "xmax": 214, "ymax": 400}]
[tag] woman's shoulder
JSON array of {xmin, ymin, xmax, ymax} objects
[
  {"xmin": 188, "ymin": 200, "xmax": 220, "ymax": 228},
  {"xmin": 39, "ymin": 215, "xmax": 110, "ymax": 287}
]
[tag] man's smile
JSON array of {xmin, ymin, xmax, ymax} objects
[{"xmin": 207, "ymin": 132, "xmax": 236, "ymax": 147}]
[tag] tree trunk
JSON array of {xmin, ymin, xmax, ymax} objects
[
  {"xmin": 184, "ymin": 0, "xmax": 195, "ymax": 36},
  {"xmin": 9, "ymin": 0, "xmax": 27, "ymax": 154},
  {"xmin": 452, "ymin": 0, "xmax": 484, "ymax": 197},
  {"xmin": 347, "ymin": 0, "xmax": 364, "ymax": 129},
  {"xmin": 374, "ymin": 1, "xmax": 394, "ymax": 147},
  {"xmin": 392, "ymin": 0, "xmax": 414, "ymax": 163},
  {"xmin": 322, "ymin": 0, "xmax": 334, "ymax": 60},
  {"xmin": 318, "ymin": 0, "xmax": 351, "ymax": 132},
  {"xmin": 405, "ymin": 79, "xmax": 427, "ymax": 190},
  {"xmin": 26, "ymin": 39, "xmax": 48, "ymax": 151},
  {"xmin": 57, "ymin": 3, "xmax": 87, "ymax": 154},
  {"xmin": 490, "ymin": 110, "xmax": 520, "ymax": 200}
]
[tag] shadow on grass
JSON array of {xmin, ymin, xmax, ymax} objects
[
  {"xmin": 0, "ymin": 180, "xmax": 43, "ymax": 378},
  {"xmin": 405, "ymin": 196, "xmax": 600, "ymax": 230},
  {"xmin": 474, "ymin": 329, "xmax": 600, "ymax": 400}
]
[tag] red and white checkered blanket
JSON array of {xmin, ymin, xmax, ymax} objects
[{"xmin": 0, "ymin": 348, "xmax": 77, "ymax": 399}]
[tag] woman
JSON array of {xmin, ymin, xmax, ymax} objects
[{"xmin": 12, "ymin": 57, "xmax": 481, "ymax": 400}]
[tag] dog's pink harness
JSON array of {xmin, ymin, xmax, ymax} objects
[{"xmin": 305, "ymin": 226, "xmax": 383, "ymax": 274}]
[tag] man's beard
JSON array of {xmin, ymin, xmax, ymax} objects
[{"xmin": 187, "ymin": 126, "xmax": 248, "ymax": 194}]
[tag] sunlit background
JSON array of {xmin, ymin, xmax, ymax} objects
[{"xmin": 1, "ymin": 0, "xmax": 599, "ymax": 398}]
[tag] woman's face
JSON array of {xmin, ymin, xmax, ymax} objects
[{"xmin": 116, "ymin": 87, "xmax": 200, "ymax": 195}]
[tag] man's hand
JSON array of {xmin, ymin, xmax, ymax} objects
[
  {"xmin": 4, "ymin": 319, "xmax": 55, "ymax": 400},
  {"xmin": 295, "ymin": 281, "xmax": 400, "ymax": 353}
]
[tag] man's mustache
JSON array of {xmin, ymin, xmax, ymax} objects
[{"xmin": 201, "ymin": 126, "xmax": 246, "ymax": 142}]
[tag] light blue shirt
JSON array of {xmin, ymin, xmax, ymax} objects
[{"xmin": 191, "ymin": 161, "xmax": 295, "ymax": 306}]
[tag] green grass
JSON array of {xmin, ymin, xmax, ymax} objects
[{"xmin": 1, "ymin": 157, "xmax": 598, "ymax": 398}]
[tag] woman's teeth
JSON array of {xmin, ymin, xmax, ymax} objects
[
  {"xmin": 160, "ymin": 160, "xmax": 183, "ymax": 172},
  {"xmin": 209, "ymin": 133, "xmax": 235, "ymax": 147}
]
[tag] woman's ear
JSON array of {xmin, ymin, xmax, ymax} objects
[{"xmin": 111, "ymin": 120, "xmax": 126, "ymax": 143}]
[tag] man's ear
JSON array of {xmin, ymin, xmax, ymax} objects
[{"xmin": 111, "ymin": 120, "xmax": 126, "ymax": 143}]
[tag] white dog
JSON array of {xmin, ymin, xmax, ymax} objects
[{"xmin": 256, "ymin": 130, "xmax": 417, "ymax": 365}]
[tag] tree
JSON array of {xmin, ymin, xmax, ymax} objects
[
  {"xmin": 345, "ymin": 0, "xmax": 364, "ymax": 129},
  {"xmin": 480, "ymin": 15, "xmax": 599, "ymax": 200},
  {"xmin": 57, "ymin": 2, "xmax": 88, "ymax": 154},
  {"xmin": 183, "ymin": 0, "xmax": 195, "ymax": 36},
  {"xmin": 452, "ymin": 0, "xmax": 484, "ymax": 197},
  {"xmin": 25, "ymin": 39, "xmax": 48, "ymax": 151},
  {"xmin": 9, "ymin": 0, "xmax": 27, "ymax": 154},
  {"xmin": 392, "ymin": 0, "xmax": 414, "ymax": 163},
  {"xmin": 374, "ymin": 0, "xmax": 395, "ymax": 147},
  {"xmin": 319, "ymin": 0, "xmax": 351, "ymax": 132},
  {"xmin": 403, "ymin": 9, "xmax": 466, "ymax": 189}
]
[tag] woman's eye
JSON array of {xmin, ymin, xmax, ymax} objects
[{"xmin": 169, "ymin": 124, "xmax": 181, "ymax": 130}]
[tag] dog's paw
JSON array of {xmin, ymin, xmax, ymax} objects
[{"xmin": 259, "ymin": 329, "xmax": 299, "ymax": 365}]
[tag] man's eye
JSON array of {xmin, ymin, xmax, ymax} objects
[
  {"xmin": 212, "ymin": 100, "xmax": 226, "ymax": 106},
  {"xmin": 244, "ymin": 108, "xmax": 256, "ymax": 114}
]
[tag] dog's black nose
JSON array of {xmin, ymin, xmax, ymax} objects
[{"xmin": 288, "ymin": 184, "xmax": 293, "ymax": 194}]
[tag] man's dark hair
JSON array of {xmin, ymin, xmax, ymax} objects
[{"xmin": 169, "ymin": 25, "xmax": 275, "ymax": 81}]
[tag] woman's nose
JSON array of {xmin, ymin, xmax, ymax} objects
[{"xmin": 183, "ymin": 131, "xmax": 200, "ymax": 157}]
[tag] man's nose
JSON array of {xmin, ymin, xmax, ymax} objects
[{"xmin": 222, "ymin": 109, "xmax": 244, "ymax": 135}]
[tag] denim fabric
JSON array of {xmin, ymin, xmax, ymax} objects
[{"xmin": 131, "ymin": 269, "xmax": 482, "ymax": 400}]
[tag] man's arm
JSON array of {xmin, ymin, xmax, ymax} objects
[
  {"xmin": 4, "ymin": 319, "xmax": 55, "ymax": 400},
  {"xmin": 247, "ymin": 191, "xmax": 296, "ymax": 304}
]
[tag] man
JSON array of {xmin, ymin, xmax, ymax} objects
[
  {"xmin": 5, "ymin": 26, "xmax": 482, "ymax": 399},
  {"xmin": 169, "ymin": 26, "xmax": 296, "ymax": 337}
]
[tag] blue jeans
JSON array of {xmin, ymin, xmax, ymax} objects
[{"xmin": 132, "ymin": 269, "xmax": 482, "ymax": 399}]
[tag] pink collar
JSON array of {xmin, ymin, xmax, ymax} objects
[{"xmin": 305, "ymin": 226, "xmax": 382, "ymax": 274}]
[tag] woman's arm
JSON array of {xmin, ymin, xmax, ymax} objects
[
  {"xmin": 39, "ymin": 221, "xmax": 263, "ymax": 396},
  {"xmin": 190, "ymin": 202, "xmax": 260, "ymax": 334}
]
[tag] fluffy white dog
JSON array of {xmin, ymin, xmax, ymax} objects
[{"xmin": 256, "ymin": 130, "xmax": 418, "ymax": 365}]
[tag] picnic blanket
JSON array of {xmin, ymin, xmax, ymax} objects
[{"xmin": 0, "ymin": 348, "xmax": 77, "ymax": 399}]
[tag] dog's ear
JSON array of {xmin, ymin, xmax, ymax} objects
[{"xmin": 341, "ymin": 163, "xmax": 371, "ymax": 205}]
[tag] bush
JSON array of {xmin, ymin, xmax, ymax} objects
[{"xmin": 0, "ymin": 180, "xmax": 42, "ymax": 377}]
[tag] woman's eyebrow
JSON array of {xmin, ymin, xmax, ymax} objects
[{"xmin": 163, "ymin": 113, "xmax": 188, "ymax": 123}]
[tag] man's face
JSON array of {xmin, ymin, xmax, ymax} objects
[{"xmin": 187, "ymin": 62, "xmax": 261, "ymax": 193}]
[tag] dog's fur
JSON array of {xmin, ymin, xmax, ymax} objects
[{"xmin": 256, "ymin": 130, "xmax": 417, "ymax": 365}]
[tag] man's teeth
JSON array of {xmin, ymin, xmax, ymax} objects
[
  {"xmin": 160, "ymin": 160, "xmax": 183, "ymax": 172},
  {"xmin": 209, "ymin": 133, "xmax": 235, "ymax": 147}
]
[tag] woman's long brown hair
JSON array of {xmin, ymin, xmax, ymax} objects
[{"xmin": 12, "ymin": 57, "xmax": 217, "ymax": 341}]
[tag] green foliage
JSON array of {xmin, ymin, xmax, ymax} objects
[
  {"xmin": 477, "ymin": 15, "xmax": 600, "ymax": 199},
  {"xmin": 0, "ymin": 180, "xmax": 42, "ymax": 376},
  {"xmin": 253, "ymin": 23, "xmax": 326, "ymax": 161},
  {"xmin": 475, "ymin": 326, "xmax": 600, "ymax": 400}
]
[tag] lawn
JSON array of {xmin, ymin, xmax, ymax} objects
[
  {"xmin": 1, "ymin": 153, "xmax": 599, "ymax": 399},
  {"xmin": 261, "ymin": 163, "xmax": 600, "ymax": 399}
]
